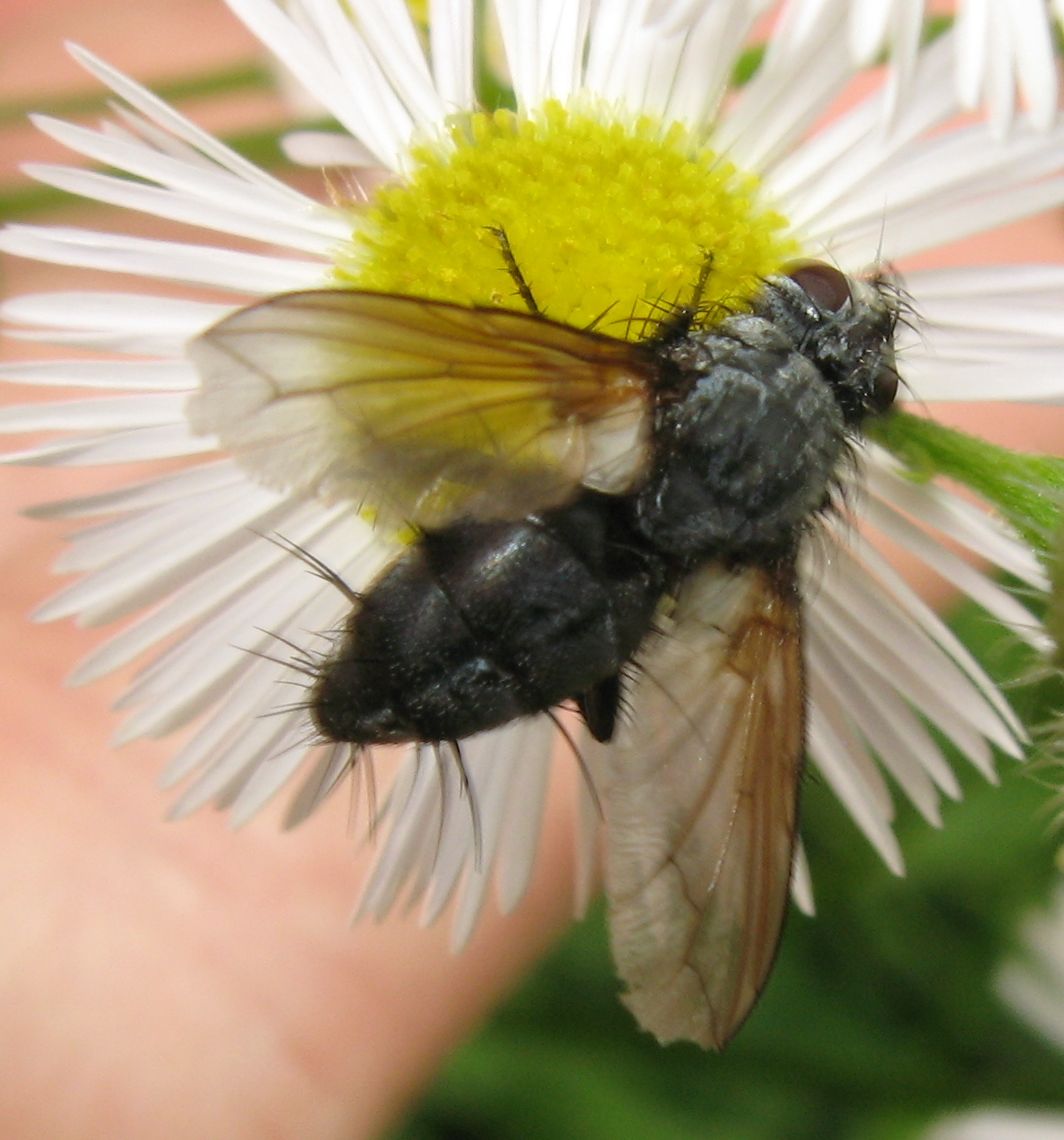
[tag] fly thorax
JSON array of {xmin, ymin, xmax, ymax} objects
[{"xmin": 633, "ymin": 318, "xmax": 847, "ymax": 562}]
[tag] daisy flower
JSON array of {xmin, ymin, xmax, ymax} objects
[
  {"xmin": 997, "ymin": 879, "xmax": 1064, "ymax": 1055},
  {"xmin": 922, "ymin": 880, "xmax": 1064, "ymax": 1139},
  {"xmin": 925, "ymin": 1110, "xmax": 1064, "ymax": 1140},
  {"xmin": 847, "ymin": 0, "xmax": 1063, "ymax": 132},
  {"xmin": 2, "ymin": 0, "xmax": 1063, "ymax": 1047}
]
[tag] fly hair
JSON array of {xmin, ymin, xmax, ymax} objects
[
  {"xmin": 256, "ymin": 531, "xmax": 362, "ymax": 605},
  {"xmin": 240, "ymin": 644, "xmax": 320, "ymax": 681},
  {"xmin": 546, "ymin": 707, "xmax": 603, "ymax": 819}
]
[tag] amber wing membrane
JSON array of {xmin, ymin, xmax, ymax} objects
[
  {"xmin": 598, "ymin": 562, "xmax": 805, "ymax": 1048},
  {"xmin": 187, "ymin": 291, "xmax": 654, "ymax": 528}
]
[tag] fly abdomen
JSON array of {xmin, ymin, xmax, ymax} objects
[{"xmin": 311, "ymin": 491, "xmax": 666, "ymax": 745}]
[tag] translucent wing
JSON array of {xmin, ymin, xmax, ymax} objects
[
  {"xmin": 599, "ymin": 561, "xmax": 804, "ymax": 1049},
  {"xmin": 187, "ymin": 291, "xmax": 654, "ymax": 528}
]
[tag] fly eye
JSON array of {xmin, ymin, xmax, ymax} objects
[
  {"xmin": 871, "ymin": 363, "xmax": 899, "ymax": 414},
  {"xmin": 787, "ymin": 261, "xmax": 852, "ymax": 312}
]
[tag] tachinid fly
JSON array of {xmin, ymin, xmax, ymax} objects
[{"xmin": 188, "ymin": 258, "xmax": 901, "ymax": 1048}]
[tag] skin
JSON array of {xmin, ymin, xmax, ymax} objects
[{"xmin": 1, "ymin": 3, "xmax": 1063, "ymax": 1137}]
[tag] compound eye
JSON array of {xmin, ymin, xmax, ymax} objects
[
  {"xmin": 871, "ymin": 363, "xmax": 899, "ymax": 414},
  {"xmin": 787, "ymin": 261, "xmax": 852, "ymax": 312}
]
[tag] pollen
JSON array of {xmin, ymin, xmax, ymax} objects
[{"xmin": 335, "ymin": 103, "xmax": 796, "ymax": 341}]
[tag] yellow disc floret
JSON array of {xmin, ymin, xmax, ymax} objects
[{"xmin": 335, "ymin": 102, "xmax": 795, "ymax": 341}]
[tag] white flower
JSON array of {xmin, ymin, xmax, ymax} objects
[
  {"xmin": 846, "ymin": 0, "xmax": 1063, "ymax": 132},
  {"xmin": 922, "ymin": 880, "xmax": 1064, "ymax": 1139},
  {"xmin": 1, "ymin": 0, "xmax": 1062, "ymax": 1042},
  {"xmin": 997, "ymin": 880, "xmax": 1064, "ymax": 1054},
  {"xmin": 924, "ymin": 1109, "xmax": 1064, "ymax": 1140}
]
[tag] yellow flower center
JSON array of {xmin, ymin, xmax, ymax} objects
[{"xmin": 336, "ymin": 102, "xmax": 796, "ymax": 340}]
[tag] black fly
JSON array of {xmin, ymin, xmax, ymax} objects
[{"xmin": 188, "ymin": 256, "xmax": 900, "ymax": 1048}]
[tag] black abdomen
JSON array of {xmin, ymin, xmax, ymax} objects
[{"xmin": 312, "ymin": 492, "xmax": 667, "ymax": 745}]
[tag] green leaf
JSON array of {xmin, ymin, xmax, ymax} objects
[{"xmin": 870, "ymin": 410, "xmax": 1064, "ymax": 559}]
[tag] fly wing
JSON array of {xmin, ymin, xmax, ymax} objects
[
  {"xmin": 187, "ymin": 291, "xmax": 653, "ymax": 528},
  {"xmin": 599, "ymin": 560, "xmax": 804, "ymax": 1049}
]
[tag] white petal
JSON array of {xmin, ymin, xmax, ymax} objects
[
  {"xmin": 28, "ymin": 113, "xmax": 345, "ymax": 242},
  {"xmin": 807, "ymin": 673, "xmax": 906, "ymax": 874},
  {"xmin": 878, "ymin": 0, "xmax": 924, "ymax": 126},
  {"xmin": 341, "ymin": 0, "xmax": 448, "ymax": 129},
  {"xmin": 0, "ymin": 393, "xmax": 186, "ymax": 433},
  {"xmin": 718, "ymin": 0, "xmax": 855, "ymax": 174},
  {"xmin": 1007, "ymin": 0, "xmax": 1059, "ymax": 130},
  {"xmin": 494, "ymin": 0, "xmax": 547, "ymax": 108},
  {"xmin": 65, "ymin": 478, "xmax": 314, "ymax": 683},
  {"xmin": 808, "ymin": 538, "xmax": 1018, "ymax": 779},
  {"xmin": 770, "ymin": 33, "xmax": 957, "ymax": 235},
  {"xmin": 22, "ymin": 162, "xmax": 341, "ymax": 255},
  {"xmin": 793, "ymin": 83, "xmax": 1064, "ymax": 257},
  {"xmin": 0, "ymin": 225, "xmax": 324, "ymax": 294},
  {"xmin": 153, "ymin": 515, "xmax": 390, "ymax": 805},
  {"xmin": 996, "ymin": 885, "xmax": 1064, "ymax": 1053},
  {"xmin": 837, "ymin": 532, "xmax": 1026, "ymax": 759},
  {"xmin": 865, "ymin": 458, "xmax": 1048, "ymax": 591},
  {"xmin": 662, "ymin": 0, "xmax": 765, "ymax": 129},
  {"xmin": 224, "ymin": 0, "xmax": 420, "ymax": 169},
  {"xmin": 37, "ymin": 480, "xmax": 286, "ymax": 626},
  {"xmin": 791, "ymin": 842, "xmax": 816, "ymax": 917},
  {"xmin": 1, "ymin": 292, "xmax": 229, "ymax": 352},
  {"xmin": 583, "ymin": 0, "xmax": 697, "ymax": 115},
  {"xmin": 0, "ymin": 360, "xmax": 194, "ymax": 392},
  {"xmin": 67, "ymin": 44, "xmax": 318, "ymax": 204},
  {"xmin": 543, "ymin": 0, "xmax": 593, "ymax": 104},
  {"xmin": 281, "ymin": 130, "xmax": 380, "ymax": 169},
  {"xmin": 902, "ymin": 265, "xmax": 1064, "ymax": 403},
  {"xmin": 955, "ymin": 0, "xmax": 991, "ymax": 111},
  {"xmin": 489, "ymin": 717, "xmax": 558, "ymax": 914},
  {"xmin": 808, "ymin": 621, "xmax": 962, "ymax": 814},
  {"xmin": 862, "ymin": 497, "xmax": 1049, "ymax": 652},
  {"xmin": 847, "ymin": 0, "xmax": 893, "ymax": 63},
  {"xmin": 30, "ymin": 462, "xmax": 246, "ymax": 523},
  {"xmin": 925, "ymin": 1110, "xmax": 1064, "ymax": 1140},
  {"xmin": 297, "ymin": 0, "xmax": 419, "ymax": 151},
  {"xmin": 1, "ymin": 424, "xmax": 215, "ymax": 469},
  {"xmin": 429, "ymin": 0, "xmax": 476, "ymax": 110},
  {"xmin": 284, "ymin": 742, "xmax": 356, "ymax": 829}
]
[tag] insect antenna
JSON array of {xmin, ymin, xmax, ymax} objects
[
  {"xmin": 485, "ymin": 224, "xmax": 540, "ymax": 315},
  {"xmin": 546, "ymin": 708, "xmax": 603, "ymax": 819},
  {"xmin": 616, "ymin": 249, "xmax": 723, "ymax": 345},
  {"xmin": 648, "ymin": 248, "xmax": 718, "ymax": 342},
  {"xmin": 688, "ymin": 247, "xmax": 715, "ymax": 311}
]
